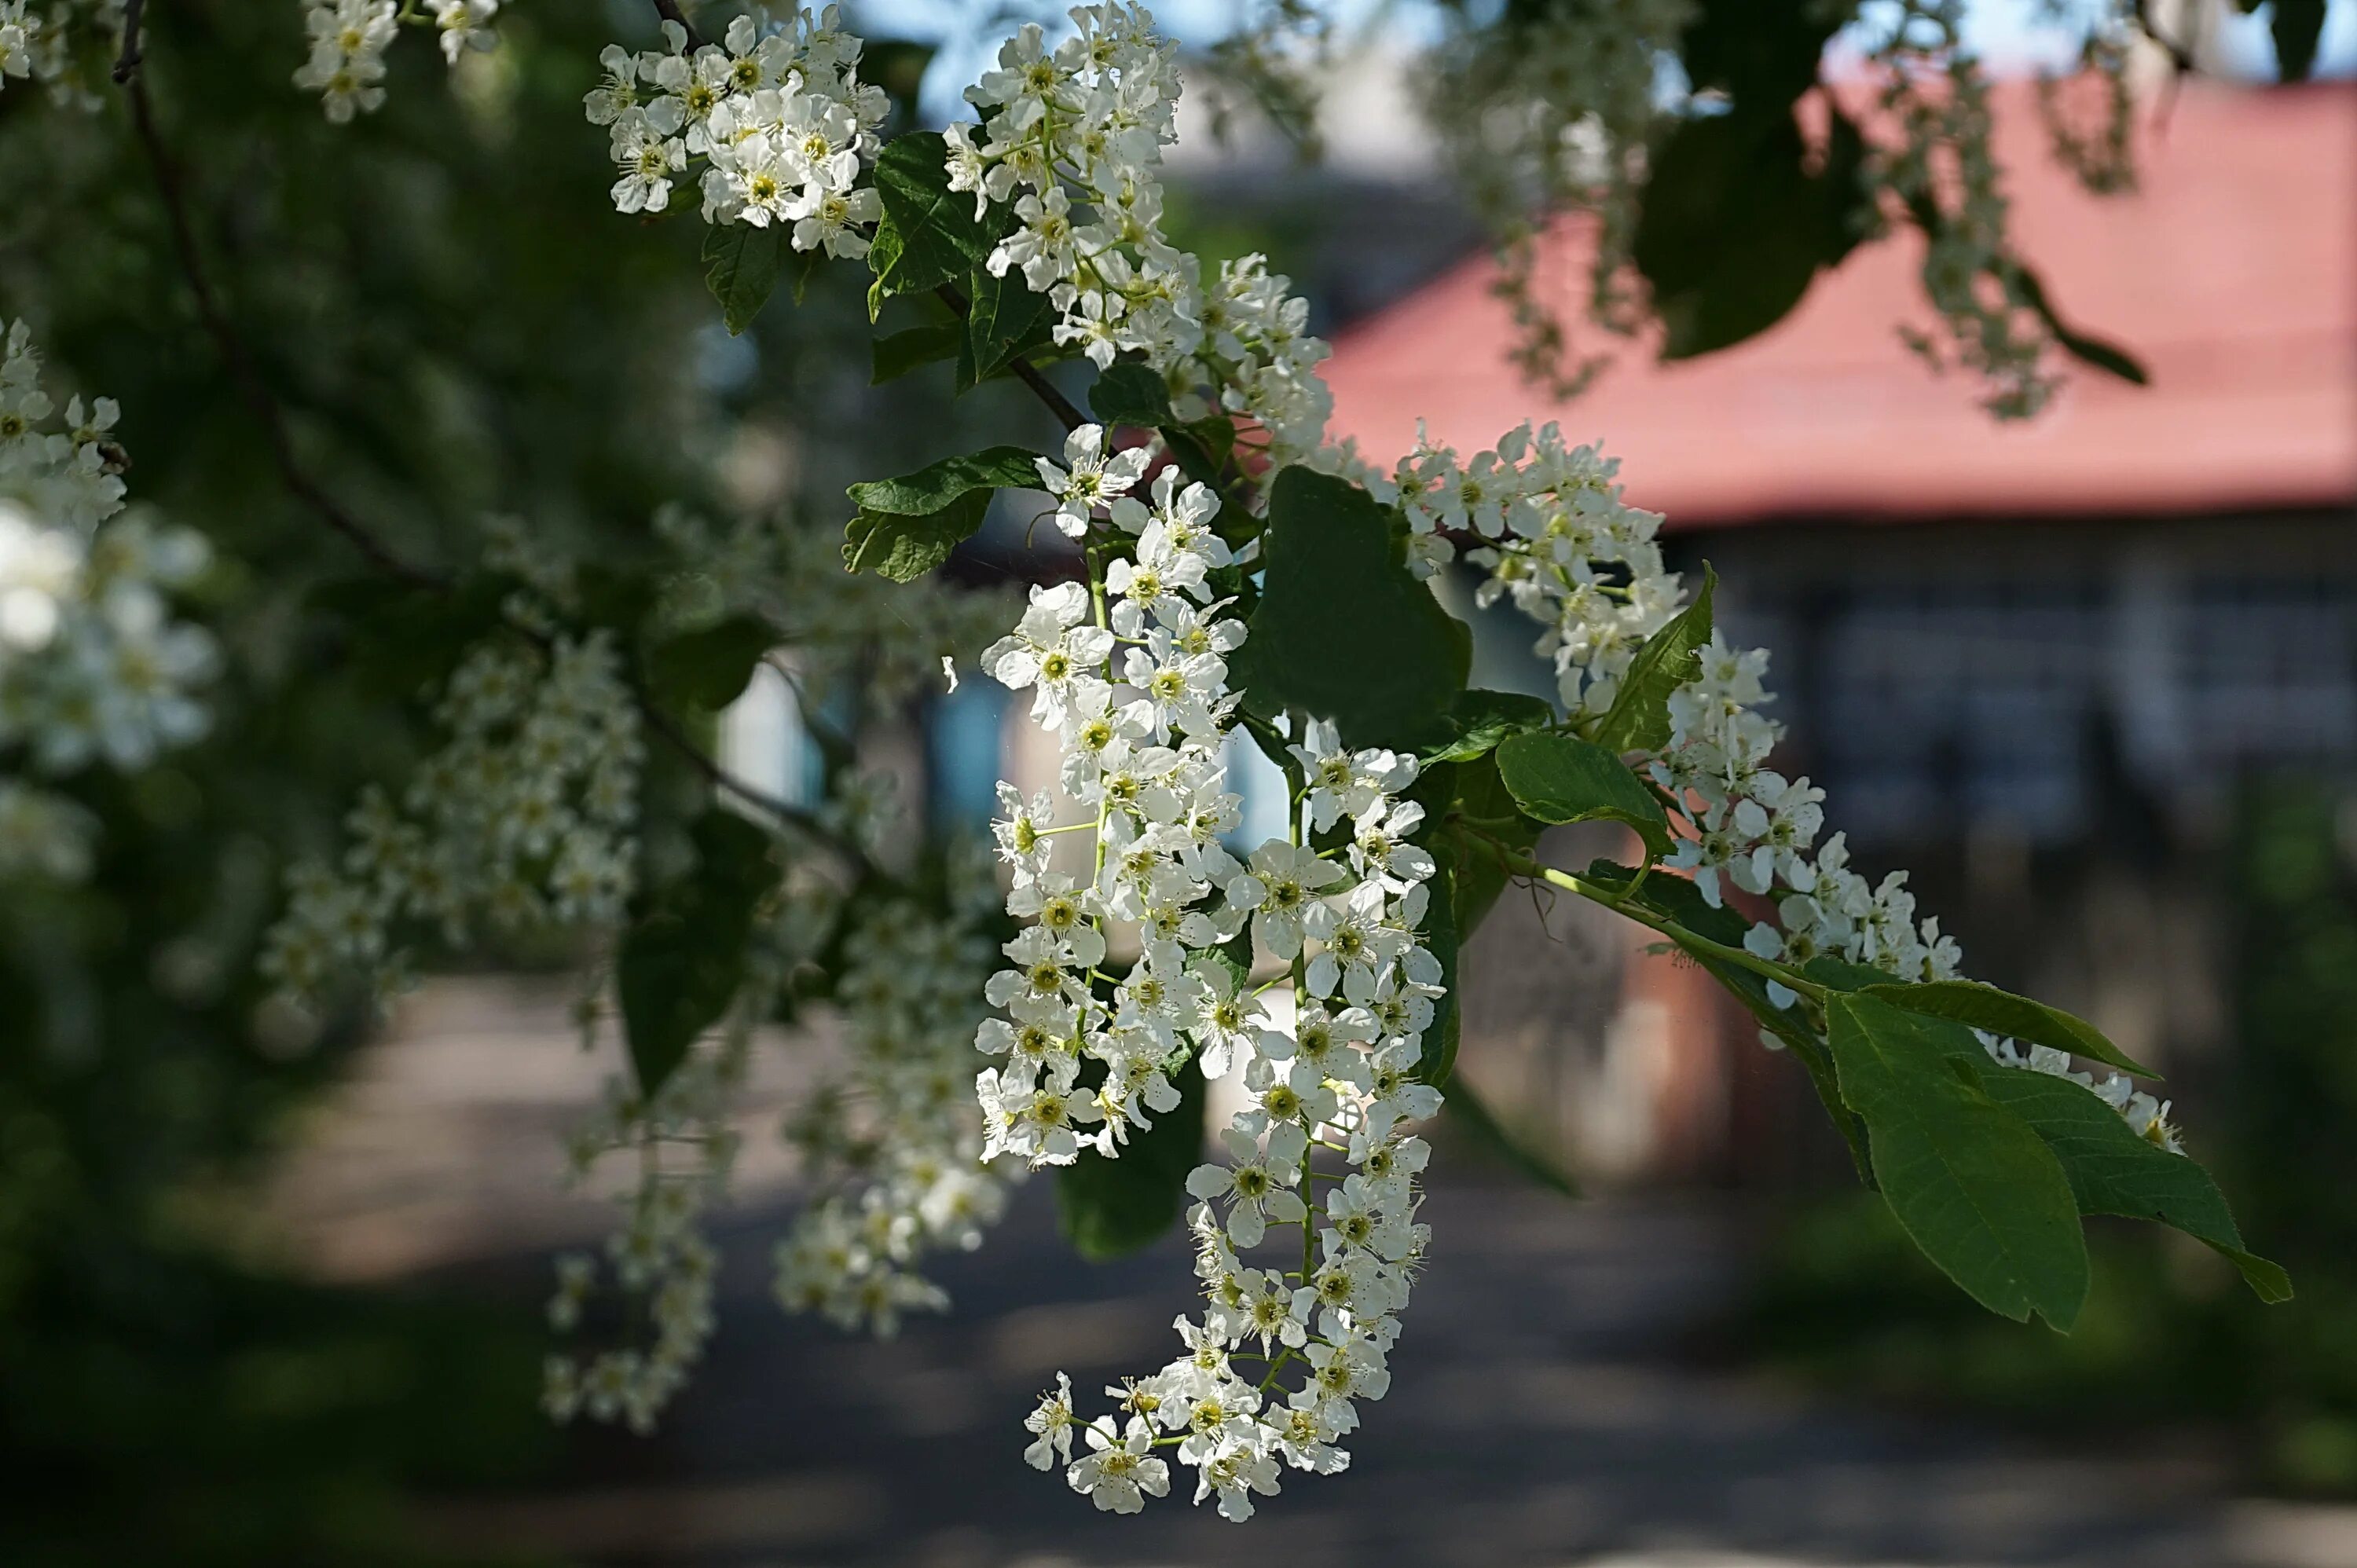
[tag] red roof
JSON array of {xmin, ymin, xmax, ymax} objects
[{"xmin": 1318, "ymin": 80, "xmax": 2357, "ymax": 527}]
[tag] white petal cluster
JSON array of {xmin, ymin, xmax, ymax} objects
[
  {"xmin": 1420, "ymin": 0, "xmax": 1692, "ymax": 399},
  {"xmin": 292, "ymin": 0, "xmax": 505, "ymax": 123},
  {"xmin": 0, "ymin": 0, "xmax": 126, "ymax": 111},
  {"xmin": 951, "ymin": 2, "xmax": 1335, "ymax": 463},
  {"xmin": 586, "ymin": 6, "xmax": 889, "ymax": 255},
  {"xmin": 259, "ymin": 615, "xmax": 643, "ymax": 1007},
  {"xmin": 0, "ymin": 319, "xmax": 217, "ymax": 882},
  {"xmin": 981, "ymin": 422, "xmax": 1446, "ymax": 1518},
  {"xmin": 774, "ymin": 863, "xmax": 1016, "ymax": 1337},
  {"xmin": 1867, "ymin": 0, "xmax": 2072, "ymax": 420},
  {"xmin": 545, "ymin": 982, "xmax": 750, "ymax": 1435},
  {"xmin": 1396, "ymin": 417, "xmax": 2183, "ymax": 1151}
]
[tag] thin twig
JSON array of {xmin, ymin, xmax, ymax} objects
[
  {"xmin": 122, "ymin": 73, "xmax": 446, "ymax": 588},
  {"xmin": 111, "ymin": 0, "xmax": 146, "ymax": 81}
]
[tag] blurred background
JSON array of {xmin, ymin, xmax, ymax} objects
[{"xmin": 2, "ymin": 0, "xmax": 2354, "ymax": 1563}]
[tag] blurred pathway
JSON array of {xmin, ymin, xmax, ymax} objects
[{"xmin": 269, "ymin": 982, "xmax": 2356, "ymax": 1568}]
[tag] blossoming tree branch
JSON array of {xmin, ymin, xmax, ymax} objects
[{"xmin": 2, "ymin": 0, "xmax": 2304, "ymax": 1531}]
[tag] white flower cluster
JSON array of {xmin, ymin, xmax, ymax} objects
[
  {"xmin": 258, "ymin": 618, "xmax": 642, "ymax": 1007},
  {"xmin": 545, "ymin": 981, "xmax": 751, "ymax": 1434},
  {"xmin": 0, "ymin": 319, "xmax": 216, "ymax": 882},
  {"xmin": 586, "ymin": 6, "xmax": 888, "ymax": 258},
  {"xmin": 774, "ymin": 866, "xmax": 1014, "ymax": 1337},
  {"xmin": 948, "ymin": 3, "xmax": 1334, "ymax": 463},
  {"xmin": 292, "ymin": 0, "xmax": 507, "ymax": 124},
  {"xmin": 1865, "ymin": 0, "xmax": 2068, "ymax": 420},
  {"xmin": 1386, "ymin": 417, "xmax": 2183, "ymax": 1150},
  {"xmin": 978, "ymin": 422, "xmax": 1447, "ymax": 1518},
  {"xmin": 1418, "ymin": 0, "xmax": 1692, "ymax": 400},
  {"xmin": 0, "ymin": 0, "xmax": 124, "ymax": 111}
]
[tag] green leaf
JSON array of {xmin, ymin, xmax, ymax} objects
[
  {"xmin": 842, "ymin": 493, "xmax": 990, "ymax": 582},
  {"xmin": 1087, "ymin": 360, "xmax": 1178, "ymax": 427},
  {"xmin": 1230, "ymin": 467, "xmax": 1470, "ymax": 749},
  {"xmin": 1086, "ymin": 361, "xmax": 1236, "ymax": 503},
  {"xmin": 1414, "ymin": 687, "xmax": 1556, "ymax": 764},
  {"xmin": 1055, "ymin": 1061, "xmax": 1208, "ymax": 1259},
  {"xmin": 2271, "ymin": 0, "xmax": 2326, "ymax": 79},
  {"xmin": 1635, "ymin": 110, "xmax": 1864, "ymax": 359},
  {"xmin": 871, "ymin": 321, "xmax": 962, "ymax": 385},
  {"xmin": 618, "ymin": 810, "xmax": 781, "ymax": 1098},
  {"xmin": 1494, "ymin": 731, "xmax": 1673, "ymax": 861},
  {"xmin": 2014, "ymin": 265, "xmax": 2149, "ymax": 386},
  {"xmin": 702, "ymin": 222, "xmax": 784, "ymax": 336},
  {"xmin": 1861, "ymin": 979, "xmax": 2161, "ymax": 1079},
  {"xmin": 1412, "ymin": 752, "xmax": 1541, "ymax": 938},
  {"xmin": 1826, "ymin": 993, "xmax": 2091, "ymax": 1328},
  {"xmin": 1444, "ymin": 1078, "xmax": 1578, "ymax": 1196},
  {"xmin": 868, "ymin": 131, "xmax": 1009, "ymax": 299},
  {"xmin": 958, "ymin": 266, "xmax": 1055, "ymax": 390},
  {"xmin": 1680, "ymin": 0, "xmax": 1846, "ymax": 98},
  {"xmin": 1975, "ymin": 1066, "xmax": 2291, "ymax": 1303},
  {"xmin": 841, "ymin": 445, "xmax": 1047, "ymax": 581},
  {"xmin": 1590, "ymin": 565, "xmax": 1715, "ymax": 756},
  {"xmin": 647, "ymin": 614, "xmax": 775, "ymax": 711}
]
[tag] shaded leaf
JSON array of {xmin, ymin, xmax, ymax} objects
[
  {"xmin": 618, "ymin": 811, "xmax": 781, "ymax": 1097},
  {"xmin": 702, "ymin": 221, "xmax": 783, "ymax": 336},
  {"xmin": 841, "ymin": 445, "xmax": 1047, "ymax": 581},
  {"xmin": 1413, "ymin": 687, "xmax": 1556, "ymax": 764},
  {"xmin": 1827, "ymin": 993, "xmax": 2090, "ymax": 1328},
  {"xmin": 871, "ymin": 321, "xmax": 961, "ymax": 385},
  {"xmin": 1056, "ymin": 1060, "xmax": 1208, "ymax": 1259},
  {"xmin": 1231, "ymin": 467, "xmax": 1470, "ymax": 749},
  {"xmin": 647, "ymin": 614, "xmax": 775, "ymax": 711},
  {"xmin": 1590, "ymin": 565, "xmax": 1715, "ymax": 756},
  {"xmin": 2015, "ymin": 266, "xmax": 2149, "ymax": 386},
  {"xmin": 1415, "ymin": 851, "xmax": 1462, "ymax": 1086},
  {"xmin": 1495, "ymin": 730, "xmax": 1673, "ymax": 861},
  {"xmin": 1862, "ymin": 978, "xmax": 2161, "ymax": 1079},
  {"xmin": 959, "ymin": 266, "xmax": 1055, "ymax": 390},
  {"xmin": 869, "ymin": 131, "xmax": 1009, "ymax": 299},
  {"xmin": 1976, "ymin": 1066, "xmax": 2291, "ymax": 1303}
]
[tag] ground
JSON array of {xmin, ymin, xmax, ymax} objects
[{"xmin": 267, "ymin": 979, "xmax": 2357, "ymax": 1568}]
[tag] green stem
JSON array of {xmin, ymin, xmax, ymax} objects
[{"xmin": 1490, "ymin": 847, "xmax": 1826, "ymax": 1002}]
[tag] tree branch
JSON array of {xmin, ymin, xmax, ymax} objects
[
  {"xmin": 112, "ymin": 0, "xmax": 146, "ymax": 82},
  {"xmin": 121, "ymin": 72, "xmax": 446, "ymax": 588}
]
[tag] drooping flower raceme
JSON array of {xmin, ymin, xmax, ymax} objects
[
  {"xmin": 0, "ymin": 319, "xmax": 217, "ymax": 882},
  {"xmin": 1365, "ymin": 416, "xmax": 2185, "ymax": 1149},
  {"xmin": 948, "ymin": 2, "xmax": 1336, "ymax": 463},
  {"xmin": 977, "ymin": 422, "xmax": 1448, "ymax": 1519},
  {"xmin": 258, "ymin": 591, "xmax": 643, "ymax": 1011},
  {"xmin": 585, "ymin": 6, "xmax": 889, "ymax": 258}
]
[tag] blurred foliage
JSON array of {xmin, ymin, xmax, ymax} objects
[
  {"xmin": 1733, "ymin": 776, "xmax": 2357, "ymax": 1496},
  {"xmin": 0, "ymin": 0, "xmax": 1038, "ymax": 1556}
]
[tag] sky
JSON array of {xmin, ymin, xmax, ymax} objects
[{"xmin": 850, "ymin": 0, "xmax": 2357, "ymax": 115}]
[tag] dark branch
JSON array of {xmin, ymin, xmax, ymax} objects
[
  {"xmin": 122, "ymin": 74, "xmax": 446, "ymax": 588},
  {"xmin": 931, "ymin": 280, "xmax": 1088, "ymax": 433},
  {"xmin": 112, "ymin": 0, "xmax": 146, "ymax": 82}
]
